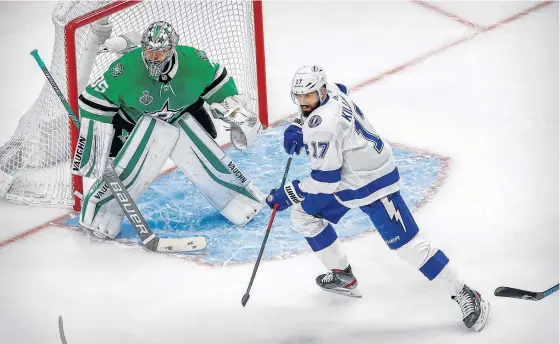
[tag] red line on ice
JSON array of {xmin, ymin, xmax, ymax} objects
[
  {"xmin": 412, "ymin": 1, "xmax": 483, "ymax": 30},
  {"xmin": 351, "ymin": 1, "xmax": 552, "ymax": 92},
  {"xmin": 0, "ymin": 214, "xmax": 72, "ymax": 249}
]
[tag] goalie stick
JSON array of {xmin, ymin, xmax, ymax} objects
[
  {"xmin": 494, "ymin": 284, "xmax": 559, "ymax": 301},
  {"xmin": 30, "ymin": 49, "xmax": 206, "ymax": 253}
]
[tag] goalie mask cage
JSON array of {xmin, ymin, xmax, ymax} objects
[{"xmin": 0, "ymin": 0, "xmax": 268, "ymax": 211}]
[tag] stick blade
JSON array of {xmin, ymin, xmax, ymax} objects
[
  {"xmin": 494, "ymin": 286, "xmax": 538, "ymax": 300},
  {"xmin": 156, "ymin": 236, "xmax": 207, "ymax": 253},
  {"xmin": 241, "ymin": 293, "xmax": 250, "ymax": 307}
]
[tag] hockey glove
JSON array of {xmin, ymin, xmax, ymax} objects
[
  {"xmin": 208, "ymin": 94, "xmax": 251, "ymax": 120},
  {"xmin": 283, "ymin": 118, "xmax": 304, "ymax": 155},
  {"xmin": 209, "ymin": 95, "xmax": 262, "ymax": 151},
  {"xmin": 266, "ymin": 180, "xmax": 305, "ymax": 211}
]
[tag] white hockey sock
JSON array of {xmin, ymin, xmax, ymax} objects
[
  {"xmin": 433, "ymin": 262, "xmax": 465, "ymax": 297},
  {"xmin": 315, "ymin": 238, "xmax": 350, "ymax": 271}
]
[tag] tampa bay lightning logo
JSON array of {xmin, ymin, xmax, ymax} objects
[{"xmin": 308, "ymin": 115, "xmax": 322, "ymax": 128}]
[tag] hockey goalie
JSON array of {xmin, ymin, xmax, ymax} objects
[{"xmin": 75, "ymin": 20, "xmax": 265, "ymax": 240}]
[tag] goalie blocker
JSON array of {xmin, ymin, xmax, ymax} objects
[{"xmin": 79, "ymin": 114, "xmax": 265, "ymax": 240}]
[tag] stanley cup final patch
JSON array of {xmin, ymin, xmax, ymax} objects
[{"xmin": 139, "ymin": 91, "xmax": 153, "ymax": 105}]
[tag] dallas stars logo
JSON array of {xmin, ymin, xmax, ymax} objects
[
  {"xmin": 157, "ymin": 28, "xmax": 169, "ymax": 42},
  {"xmin": 144, "ymin": 98, "xmax": 184, "ymax": 121},
  {"xmin": 118, "ymin": 129, "xmax": 129, "ymax": 143},
  {"xmin": 153, "ymin": 25, "xmax": 170, "ymax": 44}
]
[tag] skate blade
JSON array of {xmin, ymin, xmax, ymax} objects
[
  {"xmin": 320, "ymin": 286, "xmax": 363, "ymax": 298},
  {"xmin": 473, "ymin": 299, "xmax": 491, "ymax": 332}
]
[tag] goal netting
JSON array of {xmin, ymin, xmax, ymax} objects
[{"xmin": 0, "ymin": 0, "xmax": 267, "ymax": 210}]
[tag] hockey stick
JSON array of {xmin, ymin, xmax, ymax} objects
[
  {"xmin": 494, "ymin": 283, "xmax": 559, "ymax": 301},
  {"xmin": 30, "ymin": 49, "xmax": 206, "ymax": 253},
  {"xmin": 58, "ymin": 316, "xmax": 68, "ymax": 344},
  {"xmin": 241, "ymin": 143, "xmax": 297, "ymax": 307}
]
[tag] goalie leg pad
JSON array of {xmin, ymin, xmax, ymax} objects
[
  {"xmin": 170, "ymin": 115, "xmax": 265, "ymax": 226},
  {"xmin": 72, "ymin": 117, "xmax": 115, "ymax": 179},
  {"xmin": 80, "ymin": 116, "xmax": 179, "ymax": 239}
]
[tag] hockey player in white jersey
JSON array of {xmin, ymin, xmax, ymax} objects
[{"xmin": 265, "ymin": 65, "xmax": 490, "ymax": 331}]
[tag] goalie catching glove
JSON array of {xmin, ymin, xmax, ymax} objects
[
  {"xmin": 209, "ymin": 95, "xmax": 262, "ymax": 151},
  {"xmin": 99, "ymin": 31, "xmax": 142, "ymax": 55}
]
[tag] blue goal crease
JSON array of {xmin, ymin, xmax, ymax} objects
[{"xmin": 62, "ymin": 124, "xmax": 447, "ymax": 266}]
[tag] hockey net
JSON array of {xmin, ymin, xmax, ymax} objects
[{"xmin": 0, "ymin": 0, "xmax": 268, "ymax": 211}]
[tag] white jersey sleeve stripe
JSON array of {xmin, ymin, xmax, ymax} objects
[
  {"xmin": 201, "ymin": 65, "xmax": 229, "ymax": 100},
  {"xmin": 302, "ymin": 178, "xmax": 339, "ymax": 195},
  {"xmin": 310, "ymin": 168, "xmax": 342, "ymax": 183},
  {"xmin": 81, "ymin": 89, "xmax": 119, "ymax": 109},
  {"xmin": 79, "ymin": 99, "xmax": 116, "ymax": 117},
  {"xmin": 201, "ymin": 75, "xmax": 231, "ymax": 100}
]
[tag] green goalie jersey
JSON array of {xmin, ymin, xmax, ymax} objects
[{"xmin": 78, "ymin": 45, "xmax": 238, "ymax": 124}]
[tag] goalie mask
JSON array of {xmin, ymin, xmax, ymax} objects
[{"xmin": 141, "ymin": 21, "xmax": 179, "ymax": 80}]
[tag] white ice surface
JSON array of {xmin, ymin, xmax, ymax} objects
[{"xmin": 0, "ymin": 1, "xmax": 558, "ymax": 344}]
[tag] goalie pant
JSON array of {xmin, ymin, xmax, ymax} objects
[{"xmin": 80, "ymin": 114, "xmax": 265, "ymax": 239}]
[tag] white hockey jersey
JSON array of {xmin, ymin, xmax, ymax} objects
[{"xmin": 299, "ymin": 83, "xmax": 400, "ymax": 208}]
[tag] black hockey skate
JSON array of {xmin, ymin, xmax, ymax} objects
[
  {"xmin": 452, "ymin": 285, "xmax": 491, "ymax": 331},
  {"xmin": 316, "ymin": 265, "xmax": 362, "ymax": 298}
]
